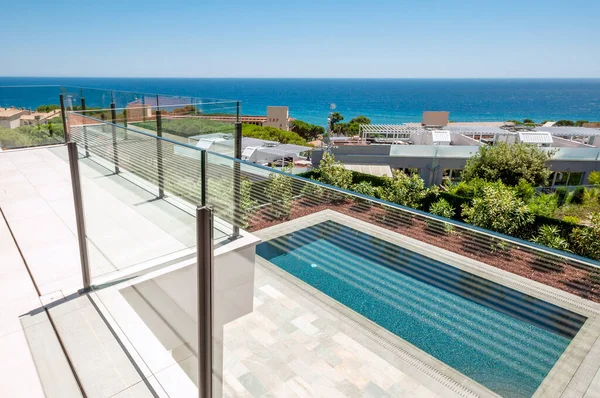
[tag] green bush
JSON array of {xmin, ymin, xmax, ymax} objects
[
  {"xmin": 532, "ymin": 225, "xmax": 571, "ymax": 252},
  {"xmin": 528, "ymin": 194, "xmax": 558, "ymax": 218},
  {"xmin": 515, "ymin": 179, "xmax": 535, "ymax": 202},
  {"xmin": 589, "ymin": 171, "xmax": 600, "ymax": 186},
  {"xmin": 556, "ymin": 188, "xmax": 568, "ymax": 207},
  {"xmin": 461, "ymin": 183, "xmax": 534, "ymax": 236},
  {"xmin": 570, "ymin": 213, "xmax": 600, "ymax": 260},
  {"xmin": 317, "ymin": 153, "xmax": 353, "ymax": 202},
  {"xmin": 570, "ymin": 187, "xmax": 586, "ymax": 205},
  {"xmin": 377, "ymin": 170, "xmax": 435, "ymax": 209},
  {"xmin": 462, "ymin": 142, "xmax": 555, "ymax": 186},
  {"xmin": 429, "ymin": 198, "xmax": 456, "ymax": 219},
  {"xmin": 563, "ymin": 216, "xmax": 580, "ymax": 224},
  {"xmin": 351, "ymin": 181, "xmax": 376, "ymax": 198}
]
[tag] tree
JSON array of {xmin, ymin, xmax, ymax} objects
[
  {"xmin": 575, "ymin": 120, "xmax": 590, "ymax": 127},
  {"xmin": 330, "ymin": 112, "xmax": 344, "ymax": 125},
  {"xmin": 523, "ymin": 119, "xmax": 534, "ymax": 124},
  {"xmin": 461, "ymin": 183, "xmax": 534, "ymax": 235},
  {"xmin": 291, "ymin": 120, "xmax": 325, "ymax": 140},
  {"xmin": 349, "ymin": 115, "xmax": 371, "ymax": 125},
  {"xmin": 462, "ymin": 142, "xmax": 555, "ymax": 186},
  {"xmin": 555, "ymin": 120, "xmax": 575, "ymax": 127},
  {"xmin": 332, "ymin": 115, "xmax": 371, "ymax": 135}
]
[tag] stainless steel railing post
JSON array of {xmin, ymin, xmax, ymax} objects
[
  {"xmin": 80, "ymin": 97, "xmax": 90, "ymax": 158},
  {"xmin": 110, "ymin": 103, "xmax": 120, "ymax": 174},
  {"xmin": 67, "ymin": 142, "xmax": 91, "ymax": 291},
  {"xmin": 233, "ymin": 122, "xmax": 242, "ymax": 238},
  {"xmin": 196, "ymin": 206, "xmax": 214, "ymax": 398},
  {"xmin": 156, "ymin": 110, "xmax": 165, "ymax": 199},
  {"xmin": 59, "ymin": 94, "xmax": 70, "ymax": 143}
]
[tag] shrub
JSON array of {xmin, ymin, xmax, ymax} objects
[
  {"xmin": 556, "ymin": 188, "xmax": 568, "ymax": 207},
  {"xmin": 462, "ymin": 142, "xmax": 555, "ymax": 186},
  {"xmin": 570, "ymin": 213, "xmax": 600, "ymax": 260},
  {"xmin": 528, "ymin": 194, "xmax": 558, "ymax": 217},
  {"xmin": 429, "ymin": 198, "xmax": 455, "ymax": 219},
  {"xmin": 461, "ymin": 183, "xmax": 534, "ymax": 235},
  {"xmin": 523, "ymin": 118, "xmax": 534, "ymax": 124},
  {"xmin": 589, "ymin": 171, "xmax": 600, "ymax": 186},
  {"xmin": 448, "ymin": 178, "xmax": 489, "ymax": 198},
  {"xmin": 377, "ymin": 170, "xmax": 434, "ymax": 209},
  {"xmin": 570, "ymin": 187, "xmax": 586, "ymax": 205},
  {"xmin": 532, "ymin": 225, "xmax": 571, "ymax": 252},
  {"xmin": 318, "ymin": 152, "xmax": 353, "ymax": 190},
  {"xmin": 264, "ymin": 169, "xmax": 293, "ymax": 220},
  {"xmin": 563, "ymin": 216, "xmax": 580, "ymax": 224},
  {"xmin": 515, "ymin": 179, "xmax": 535, "ymax": 202},
  {"xmin": 351, "ymin": 181, "xmax": 376, "ymax": 198}
]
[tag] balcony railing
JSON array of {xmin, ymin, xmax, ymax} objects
[{"xmin": 61, "ymin": 107, "xmax": 600, "ymax": 398}]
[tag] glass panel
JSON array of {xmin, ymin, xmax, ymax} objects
[{"xmin": 68, "ymin": 112, "xmax": 209, "ymax": 282}]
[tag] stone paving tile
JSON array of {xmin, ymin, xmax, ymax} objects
[{"xmin": 222, "ymin": 261, "xmax": 447, "ymax": 397}]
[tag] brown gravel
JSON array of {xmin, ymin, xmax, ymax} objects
[{"xmin": 248, "ymin": 198, "xmax": 600, "ymax": 304}]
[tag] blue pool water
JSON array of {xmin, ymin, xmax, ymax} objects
[{"xmin": 256, "ymin": 221, "xmax": 586, "ymax": 398}]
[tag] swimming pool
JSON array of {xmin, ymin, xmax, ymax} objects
[{"xmin": 256, "ymin": 220, "xmax": 586, "ymax": 398}]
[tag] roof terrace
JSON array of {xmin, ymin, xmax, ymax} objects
[{"xmin": 2, "ymin": 94, "xmax": 600, "ymax": 397}]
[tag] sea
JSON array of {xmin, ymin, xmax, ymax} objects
[{"xmin": 1, "ymin": 77, "xmax": 599, "ymax": 127}]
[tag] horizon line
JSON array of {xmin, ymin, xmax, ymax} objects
[{"xmin": 2, "ymin": 76, "xmax": 600, "ymax": 80}]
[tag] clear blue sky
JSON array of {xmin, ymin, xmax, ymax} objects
[{"xmin": 2, "ymin": 0, "xmax": 599, "ymax": 78}]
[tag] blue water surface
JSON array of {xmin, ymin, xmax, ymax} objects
[
  {"xmin": 256, "ymin": 221, "xmax": 586, "ymax": 397},
  {"xmin": 1, "ymin": 77, "xmax": 599, "ymax": 126}
]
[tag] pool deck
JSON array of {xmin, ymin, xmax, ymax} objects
[{"xmin": 252, "ymin": 210, "xmax": 600, "ymax": 398}]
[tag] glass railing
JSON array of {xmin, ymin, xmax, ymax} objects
[
  {"xmin": 205, "ymin": 153, "xmax": 600, "ymax": 398},
  {"xmin": 62, "ymin": 114, "xmax": 600, "ymax": 398},
  {"xmin": 67, "ymin": 111, "xmax": 239, "ymax": 285}
]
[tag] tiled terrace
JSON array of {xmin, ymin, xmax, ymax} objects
[{"xmin": 2, "ymin": 145, "xmax": 600, "ymax": 397}]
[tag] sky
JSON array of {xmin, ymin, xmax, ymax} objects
[{"xmin": 1, "ymin": 0, "xmax": 599, "ymax": 78}]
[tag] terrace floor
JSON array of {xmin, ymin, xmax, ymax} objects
[{"xmin": 1, "ymin": 145, "xmax": 600, "ymax": 397}]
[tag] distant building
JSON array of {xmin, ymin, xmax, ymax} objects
[
  {"xmin": 19, "ymin": 109, "xmax": 61, "ymax": 127},
  {"xmin": 0, "ymin": 107, "xmax": 25, "ymax": 129},
  {"xmin": 312, "ymin": 121, "xmax": 600, "ymax": 187},
  {"xmin": 263, "ymin": 106, "xmax": 290, "ymax": 131},
  {"xmin": 0, "ymin": 107, "xmax": 61, "ymax": 129}
]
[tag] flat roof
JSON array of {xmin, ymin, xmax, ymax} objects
[
  {"xmin": 519, "ymin": 132, "xmax": 554, "ymax": 144},
  {"xmin": 535, "ymin": 127, "xmax": 600, "ymax": 137}
]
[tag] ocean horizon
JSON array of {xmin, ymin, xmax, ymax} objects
[{"xmin": 1, "ymin": 77, "xmax": 599, "ymax": 126}]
